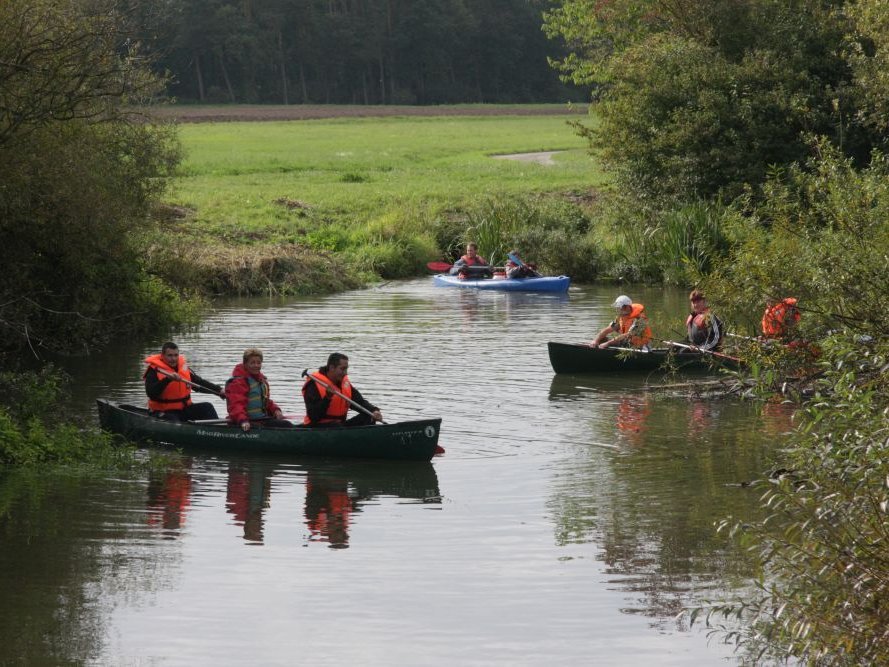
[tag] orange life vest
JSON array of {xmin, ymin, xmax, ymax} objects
[
  {"xmin": 144, "ymin": 353, "xmax": 193, "ymax": 412},
  {"xmin": 762, "ymin": 298, "xmax": 800, "ymax": 338},
  {"xmin": 619, "ymin": 304, "xmax": 653, "ymax": 347},
  {"xmin": 460, "ymin": 254, "xmax": 487, "ymax": 266},
  {"xmin": 302, "ymin": 371, "xmax": 353, "ymax": 424}
]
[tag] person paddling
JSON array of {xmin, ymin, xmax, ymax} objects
[
  {"xmin": 302, "ymin": 353, "xmax": 383, "ymax": 427},
  {"xmin": 143, "ymin": 341, "xmax": 224, "ymax": 421},
  {"xmin": 226, "ymin": 348, "xmax": 293, "ymax": 431},
  {"xmin": 449, "ymin": 242, "xmax": 493, "ymax": 279},
  {"xmin": 590, "ymin": 295, "xmax": 653, "ymax": 350},
  {"xmin": 505, "ymin": 250, "xmax": 540, "ymax": 279}
]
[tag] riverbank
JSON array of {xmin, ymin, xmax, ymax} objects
[{"xmin": 147, "ymin": 109, "xmax": 607, "ymax": 296}]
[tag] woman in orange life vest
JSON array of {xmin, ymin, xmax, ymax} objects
[
  {"xmin": 685, "ymin": 289, "xmax": 725, "ymax": 351},
  {"xmin": 143, "ymin": 341, "xmax": 224, "ymax": 421},
  {"xmin": 449, "ymin": 242, "xmax": 493, "ymax": 278},
  {"xmin": 302, "ymin": 352, "xmax": 383, "ymax": 427},
  {"xmin": 590, "ymin": 295, "xmax": 653, "ymax": 350},
  {"xmin": 225, "ymin": 347, "xmax": 293, "ymax": 432},
  {"xmin": 761, "ymin": 296, "xmax": 801, "ymax": 338}
]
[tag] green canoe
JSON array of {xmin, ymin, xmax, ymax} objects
[
  {"xmin": 97, "ymin": 399, "xmax": 443, "ymax": 462},
  {"xmin": 547, "ymin": 342, "xmax": 740, "ymax": 374}
]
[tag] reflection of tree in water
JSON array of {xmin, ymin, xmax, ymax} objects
[
  {"xmin": 0, "ymin": 467, "xmax": 174, "ymax": 663},
  {"xmin": 548, "ymin": 396, "xmax": 773, "ymax": 626}
]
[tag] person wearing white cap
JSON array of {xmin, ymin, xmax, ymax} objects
[{"xmin": 590, "ymin": 295, "xmax": 653, "ymax": 350}]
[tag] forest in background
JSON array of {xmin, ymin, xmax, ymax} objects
[{"xmin": 133, "ymin": 0, "xmax": 585, "ymax": 105}]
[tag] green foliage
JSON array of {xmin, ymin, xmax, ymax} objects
[
  {"xmin": 702, "ymin": 142, "xmax": 889, "ymax": 339},
  {"xmin": 697, "ymin": 336, "xmax": 889, "ymax": 665},
  {"xmin": 544, "ymin": 0, "xmax": 884, "ymax": 202},
  {"xmin": 682, "ymin": 142, "xmax": 889, "ymax": 664},
  {"xmin": 0, "ymin": 0, "xmax": 191, "ymax": 360},
  {"xmin": 0, "ymin": 368, "xmax": 137, "ymax": 466}
]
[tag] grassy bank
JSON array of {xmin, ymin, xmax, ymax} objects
[{"xmin": 151, "ymin": 111, "xmax": 608, "ymax": 294}]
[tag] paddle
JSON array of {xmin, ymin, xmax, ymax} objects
[
  {"xmin": 663, "ymin": 340, "xmax": 741, "ymax": 364},
  {"xmin": 301, "ymin": 369, "xmax": 388, "ymax": 424},
  {"xmin": 506, "ymin": 252, "xmax": 541, "ymax": 278},
  {"xmin": 153, "ymin": 366, "xmax": 225, "ymax": 397},
  {"xmin": 426, "ymin": 261, "xmax": 453, "ymax": 272}
]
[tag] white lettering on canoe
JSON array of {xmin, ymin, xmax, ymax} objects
[{"xmin": 195, "ymin": 429, "xmax": 260, "ymax": 440}]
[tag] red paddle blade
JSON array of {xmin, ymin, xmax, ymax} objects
[{"xmin": 426, "ymin": 261, "xmax": 452, "ymax": 272}]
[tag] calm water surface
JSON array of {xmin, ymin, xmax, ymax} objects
[{"xmin": 1, "ymin": 280, "xmax": 793, "ymax": 665}]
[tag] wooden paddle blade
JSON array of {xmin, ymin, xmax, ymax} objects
[{"xmin": 426, "ymin": 261, "xmax": 452, "ymax": 272}]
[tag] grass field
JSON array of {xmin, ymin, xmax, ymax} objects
[
  {"xmin": 151, "ymin": 109, "xmax": 609, "ymax": 295},
  {"xmin": 168, "ymin": 113, "xmax": 604, "ymax": 233}
]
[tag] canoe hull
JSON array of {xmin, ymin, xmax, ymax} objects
[
  {"xmin": 433, "ymin": 274, "xmax": 570, "ymax": 292},
  {"xmin": 97, "ymin": 399, "xmax": 442, "ymax": 461},
  {"xmin": 547, "ymin": 342, "xmax": 738, "ymax": 374}
]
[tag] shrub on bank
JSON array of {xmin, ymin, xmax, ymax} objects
[{"xmin": 0, "ymin": 368, "xmax": 136, "ymax": 466}]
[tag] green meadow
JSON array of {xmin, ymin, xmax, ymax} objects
[
  {"xmin": 170, "ymin": 113, "xmax": 603, "ymax": 229},
  {"xmin": 156, "ymin": 111, "xmax": 608, "ymax": 293}
]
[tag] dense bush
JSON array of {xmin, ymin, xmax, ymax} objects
[
  {"xmin": 0, "ymin": 367, "xmax": 135, "ymax": 466},
  {"xmin": 697, "ymin": 336, "xmax": 889, "ymax": 665}
]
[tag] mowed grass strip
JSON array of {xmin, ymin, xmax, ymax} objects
[{"xmin": 169, "ymin": 113, "xmax": 604, "ymax": 232}]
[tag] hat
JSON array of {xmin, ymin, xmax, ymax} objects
[{"xmin": 612, "ymin": 295, "xmax": 632, "ymax": 308}]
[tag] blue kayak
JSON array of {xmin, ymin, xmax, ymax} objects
[{"xmin": 433, "ymin": 274, "xmax": 570, "ymax": 292}]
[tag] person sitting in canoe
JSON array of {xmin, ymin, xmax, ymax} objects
[
  {"xmin": 590, "ymin": 295, "xmax": 653, "ymax": 351},
  {"xmin": 226, "ymin": 348, "xmax": 293, "ymax": 431},
  {"xmin": 144, "ymin": 341, "xmax": 225, "ymax": 421},
  {"xmin": 302, "ymin": 353, "xmax": 383, "ymax": 427},
  {"xmin": 685, "ymin": 289, "xmax": 724, "ymax": 351},
  {"xmin": 505, "ymin": 251, "xmax": 541, "ymax": 279},
  {"xmin": 449, "ymin": 242, "xmax": 493, "ymax": 279}
]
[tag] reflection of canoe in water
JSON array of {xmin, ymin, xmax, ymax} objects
[
  {"xmin": 548, "ymin": 342, "xmax": 739, "ymax": 374},
  {"xmin": 433, "ymin": 274, "xmax": 570, "ymax": 292},
  {"xmin": 97, "ymin": 399, "xmax": 442, "ymax": 461}
]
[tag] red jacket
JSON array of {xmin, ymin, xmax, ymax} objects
[{"xmin": 225, "ymin": 363, "xmax": 281, "ymax": 424}]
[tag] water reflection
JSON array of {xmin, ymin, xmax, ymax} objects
[
  {"xmin": 546, "ymin": 373, "xmax": 771, "ymax": 625},
  {"xmin": 146, "ymin": 461, "xmax": 194, "ymax": 534},
  {"xmin": 143, "ymin": 455, "xmax": 441, "ymax": 548}
]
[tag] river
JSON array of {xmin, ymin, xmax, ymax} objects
[{"xmin": 0, "ymin": 279, "xmax": 792, "ymax": 665}]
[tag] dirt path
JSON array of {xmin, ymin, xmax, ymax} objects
[
  {"xmin": 492, "ymin": 151, "xmax": 564, "ymax": 166},
  {"xmin": 144, "ymin": 103, "xmax": 586, "ymax": 123}
]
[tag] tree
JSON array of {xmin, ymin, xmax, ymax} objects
[
  {"xmin": 543, "ymin": 0, "xmax": 882, "ymax": 202},
  {"xmin": 0, "ymin": 0, "xmax": 184, "ymax": 361}
]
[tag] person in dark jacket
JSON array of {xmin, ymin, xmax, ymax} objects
[
  {"xmin": 302, "ymin": 353, "xmax": 382, "ymax": 427},
  {"xmin": 143, "ymin": 341, "xmax": 224, "ymax": 421}
]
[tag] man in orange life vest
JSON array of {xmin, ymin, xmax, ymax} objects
[
  {"xmin": 449, "ymin": 242, "xmax": 493, "ymax": 279},
  {"xmin": 143, "ymin": 341, "xmax": 224, "ymax": 421},
  {"xmin": 302, "ymin": 353, "xmax": 383, "ymax": 427},
  {"xmin": 591, "ymin": 295, "xmax": 654, "ymax": 350}
]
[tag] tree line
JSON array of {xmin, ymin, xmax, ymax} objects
[{"xmin": 135, "ymin": 0, "xmax": 584, "ymax": 105}]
